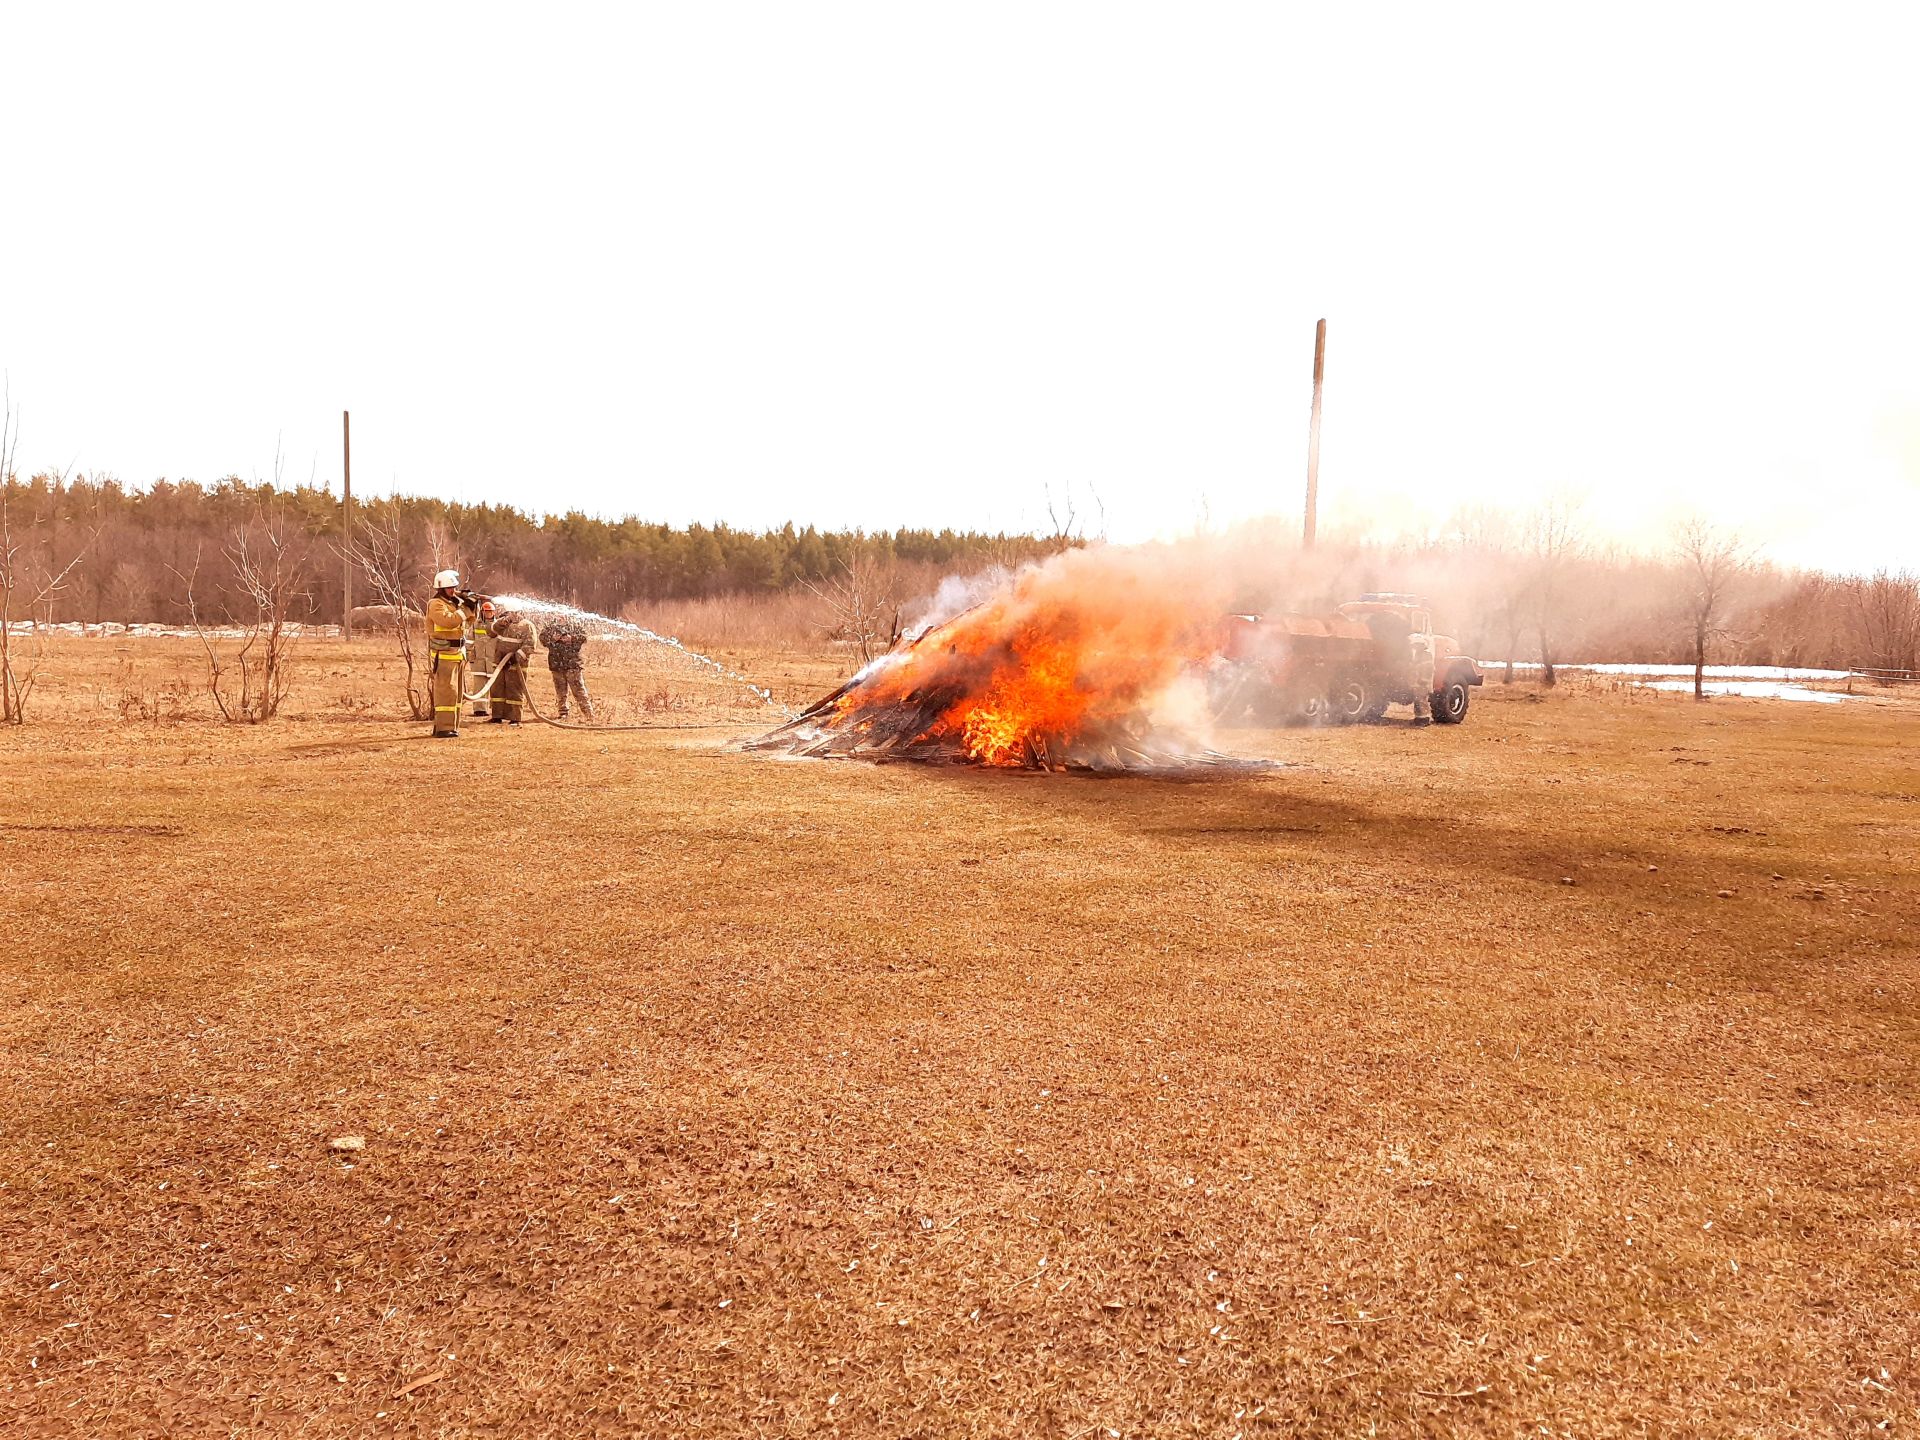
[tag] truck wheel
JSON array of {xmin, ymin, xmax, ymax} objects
[
  {"xmin": 1330, "ymin": 678, "xmax": 1372, "ymax": 725},
  {"xmin": 1432, "ymin": 679, "xmax": 1470, "ymax": 724}
]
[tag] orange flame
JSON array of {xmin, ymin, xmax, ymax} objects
[{"xmin": 836, "ymin": 548, "xmax": 1230, "ymax": 765}]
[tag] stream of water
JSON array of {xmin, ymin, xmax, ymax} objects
[{"xmin": 491, "ymin": 594, "xmax": 795, "ymax": 717}]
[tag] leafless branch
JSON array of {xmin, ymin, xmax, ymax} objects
[
  {"xmin": 1673, "ymin": 515, "xmax": 1752, "ymax": 699},
  {"xmin": 169, "ymin": 496, "xmax": 314, "ymax": 723},
  {"xmin": 1, "ymin": 381, "xmax": 101, "ymax": 723},
  {"xmin": 1848, "ymin": 570, "xmax": 1920, "ymax": 674},
  {"xmin": 803, "ymin": 549, "xmax": 900, "ymax": 666},
  {"xmin": 1045, "ymin": 484, "xmax": 1078, "ymax": 542},
  {"xmin": 1524, "ymin": 492, "xmax": 1587, "ymax": 687},
  {"xmin": 346, "ymin": 512, "xmax": 431, "ymax": 719},
  {"xmin": 171, "ymin": 547, "xmax": 239, "ymax": 723}
]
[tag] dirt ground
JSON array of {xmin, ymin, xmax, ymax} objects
[{"xmin": 2, "ymin": 638, "xmax": 1916, "ymax": 1437}]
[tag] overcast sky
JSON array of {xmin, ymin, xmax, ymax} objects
[{"xmin": 7, "ymin": 2, "xmax": 1918, "ymax": 572}]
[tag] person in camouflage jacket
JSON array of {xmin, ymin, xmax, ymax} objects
[{"xmin": 539, "ymin": 618, "xmax": 595, "ymax": 720}]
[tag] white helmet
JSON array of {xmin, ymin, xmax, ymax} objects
[{"xmin": 433, "ymin": 569, "xmax": 460, "ymax": 590}]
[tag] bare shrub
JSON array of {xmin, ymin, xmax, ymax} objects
[
  {"xmin": 175, "ymin": 499, "xmax": 315, "ymax": 723},
  {"xmin": 624, "ymin": 590, "xmax": 818, "ymax": 649},
  {"xmin": 0, "ymin": 392, "xmax": 97, "ymax": 723},
  {"xmin": 348, "ymin": 515, "xmax": 432, "ymax": 719},
  {"xmin": 640, "ymin": 686, "xmax": 689, "ymax": 714},
  {"xmin": 109, "ymin": 657, "xmax": 193, "ymax": 723}
]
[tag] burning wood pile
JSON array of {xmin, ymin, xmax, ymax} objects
[{"xmin": 748, "ymin": 547, "xmax": 1271, "ymax": 776}]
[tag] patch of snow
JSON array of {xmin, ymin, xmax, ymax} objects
[
  {"xmin": 23, "ymin": 620, "xmax": 343, "ymax": 640},
  {"xmin": 1639, "ymin": 680, "xmax": 1857, "ymax": 704},
  {"xmin": 1487, "ymin": 661, "xmax": 1851, "ymax": 681}
]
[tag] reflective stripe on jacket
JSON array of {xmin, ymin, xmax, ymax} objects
[{"xmin": 427, "ymin": 596, "xmax": 469, "ymax": 657}]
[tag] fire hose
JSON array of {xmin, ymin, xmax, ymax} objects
[
  {"xmin": 460, "ymin": 655, "xmax": 745, "ymax": 732},
  {"xmin": 459, "ymin": 660, "xmax": 508, "ymax": 703}
]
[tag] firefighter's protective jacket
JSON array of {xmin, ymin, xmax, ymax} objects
[
  {"xmin": 491, "ymin": 615, "xmax": 536, "ymax": 667},
  {"xmin": 427, "ymin": 595, "xmax": 469, "ymax": 660}
]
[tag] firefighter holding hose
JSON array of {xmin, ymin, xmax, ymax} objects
[
  {"xmin": 487, "ymin": 604, "xmax": 536, "ymax": 724},
  {"xmin": 426, "ymin": 570, "xmax": 479, "ymax": 737},
  {"xmin": 469, "ymin": 598, "xmax": 498, "ymax": 718}
]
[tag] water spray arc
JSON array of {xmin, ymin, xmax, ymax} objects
[
  {"xmin": 468, "ymin": 594, "xmax": 796, "ymax": 725},
  {"xmin": 460, "ymin": 650, "xmax": 742, "ymax": 731}
]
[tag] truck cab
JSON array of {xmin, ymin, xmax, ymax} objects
[{"xmin": 1335, "ymin": 594, "xmax": 1483, "ymax": 722}]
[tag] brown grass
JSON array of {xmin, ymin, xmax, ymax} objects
[
  {"xmin": 2, "ymin": 640, "xmax": 1916, "ymax": 1436},
  {"xmin": 628, "ymin": 590, "xmax": 831, "ymax": 650}
]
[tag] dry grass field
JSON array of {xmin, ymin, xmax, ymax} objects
[{"xmin": 2, "ymin": 637, "xmax": 1916, "ymax": 1436}]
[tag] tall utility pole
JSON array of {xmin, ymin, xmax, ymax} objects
[
  {"xmin": 341, "ymin": 410, "xmax": 354, "ymax": 639},
  {"xmin": 1303, "ymin": 318, "xmax": 1326, "ymax": 549}
]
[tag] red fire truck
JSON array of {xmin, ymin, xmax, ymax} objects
[{"xmin": 1212, "ymin": 593, "xmax": 1485, "ymax": 725}]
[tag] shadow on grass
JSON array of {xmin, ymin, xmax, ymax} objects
[{"xmin": 893, "ymin": 749, "xmax": 1722, "ymax": 908}]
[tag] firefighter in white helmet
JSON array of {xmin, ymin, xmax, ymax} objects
[{"xmin": 425, "ymin": 569, "xmax": 478, "ymax": 737}]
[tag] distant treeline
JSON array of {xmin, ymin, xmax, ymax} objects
[
  {"xmin": 0, "ymin": 475, "xmax": 1069, "ymax": 623},
  {"xmin": 3, "ymin": 472, "xmax": 1916, "ymax": 674}
]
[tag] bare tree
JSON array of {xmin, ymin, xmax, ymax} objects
[
  {"xmin": 1750, "ymin": 573, "xmax": 1842, "ymax": 668},
  {"xmin": 347, "ymin": 512, "xmax": 431, "ymax": 718},
  {"xmin": 174, "ymin": 499, "xmax": 315, "ymax": 723},
  {"xmin": 1849, "ymin": 570, "xmax": 1920, "ymax": 675},
  {"xmin": 1451, "ymin": 509, "xmax": 1531, "ymax": 683},
  {"xmin": 1443, "ymin": 503, "xmax": 1515, "ymax": 554},
  {"xmin": 1481, "ymin": 542, "xmax": 1531, "ymax": 686},
  {"xmin": 1673, "ymin": 516, "xmax": 1750, "ymax": 699},
  {"xmin": 1044, "ymin": 483, "xmax": 1078, "ymax": 543},
  {"xmin": 424, "ymin": 519, "xmax": 460, "ymax": 583},
  {"xmin": 102, "ymin": 560, "xmax": 153, "ymax": 625},
  {"xmin": 805, "ymin": 549, "xmax": 900, "ymax": 665},
  {"xmin": 1045, "ymin": 481, "xmax": 1107, "ymax": 542},
  {"xmin": 1494, "ymin": 590, "xmax": 1529, "ymax": 685},
  {"xmin": 0, "ymin": 389, "xmax": 98, "ymax": 723},
  {"xmin": 1524, "ymin": 495, "xmax": 1585, "ymax": 687}
]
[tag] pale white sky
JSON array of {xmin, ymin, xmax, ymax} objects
[{"xmin": 7, "ymin": 2, "xmax": 1918, "ymax": 572}]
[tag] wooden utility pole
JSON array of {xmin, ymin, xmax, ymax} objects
[
  {"xmin": 341, "ymin": 410, "xmax": 354, "ymax": 639},
  {"xmin": 1303, "ymin": 318, "xmax": 1326, "ymax": 549}
]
